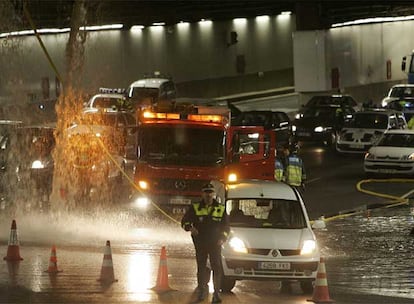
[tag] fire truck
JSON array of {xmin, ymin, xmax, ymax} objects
[{"xmin": 133, "ymin": 102, "xmax": 276, "ymax": 215}]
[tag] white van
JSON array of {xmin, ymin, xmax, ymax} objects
[
  {"xmin": 221, "ymin": 180, "xmax": 320, "ymax": 293},
  {"xmin": 126, "ymin": 73, "xmax": 176, "ymax": 109}
]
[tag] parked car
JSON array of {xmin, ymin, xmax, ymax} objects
[
  {"xmin": 336, "ymin": 109, "xmax": 407, "ymax": 154},
  {"xmin": 69, "ymin": 108, "xmax": 138, "ymax": 160},
  {"xmin": 85, "ymin": 91, "xmax": 128, "ymax": 111},
  {"xmin": 295, "ymin": 94, "xmax": 360, "ymax": 119},
  {"xmin": 221, "ymin": 180, "xmax": 320, "ymax": 293},
  {"xmin": 381, "ymin": 84, "xmax": 414, "ymax": 108},
  {"xmin": 1, "ymin": 123, "xmax": 55, "ymax": 212},
  {"xmin": 232, "ymin": 110, "xmax": 293, "ymax": 148},
  {"xmin": 293, "ymin": 105, "xmax": 354, "ymax": 146},
  {"xmin": 364, "ymin": 129, "xmax": 414, "ymax": 176}
]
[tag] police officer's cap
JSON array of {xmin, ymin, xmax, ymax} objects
[{"xmin": 201, "ymin": 183, "xmax": 215, "ymax": 193}]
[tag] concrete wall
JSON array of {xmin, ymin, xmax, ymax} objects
[{"xmin": 0, "ymin": 14, "xmax": 296, "ymax": 103}]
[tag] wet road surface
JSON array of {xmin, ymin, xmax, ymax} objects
[
  {"xmin": 1, "ymin": 205, "xmax": 414, "ymax": 303},
  {"xmin": 1, "ymin": 145, "xmax": 414, "ymax": 303}
]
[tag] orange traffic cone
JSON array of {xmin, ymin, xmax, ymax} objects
[
  {"xmin": 98, "ymin": 240, "xmax": 118, "ymax": 283},
  {"xmin": 151, "ymin": 246, "xmax": 175, "ymax": 293},
  {"xmin": 45, "ymin": 245, "xmax": 62, "ymax": 273},
  {"xmin": 3, "ymin": 219, "xmax": 23, "ymax": 261},
  {"xmin": 307, "ymin": 257, "xmax": 334, "ymax": 303}
]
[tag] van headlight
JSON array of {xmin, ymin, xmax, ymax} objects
[
  {"xmin": 229, "ymin": 237, "xmax": 248, "ymax": 253},
  {"xmin": 300, "ymin": 240, "xmax": 316, "ymax": 255}
]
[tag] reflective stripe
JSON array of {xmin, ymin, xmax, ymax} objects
[{"xmin": 286, "ymin": 156, "xmax": 303, "ymax": 186}]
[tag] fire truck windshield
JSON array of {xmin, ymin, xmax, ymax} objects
[{"xmin": 139, "ymin": 126, "xmax": 224, "ymax": 166}]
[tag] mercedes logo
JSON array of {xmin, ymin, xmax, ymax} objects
[{"xmin": 174, "ymin": 180, "xmax": 187, "ymax": 190}]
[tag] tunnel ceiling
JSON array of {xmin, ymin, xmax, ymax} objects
[{"xmin": 8, "ymin": 1, "xmax": 414, "ymax": 30}]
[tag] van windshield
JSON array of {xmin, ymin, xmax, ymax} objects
[
  {"xmin": 226, "ymin": 198, "xmax": 306, "ymax": 229},
  {"xmin": 129, "ymin": 87, "xmax": 159, "ymax": 104}
]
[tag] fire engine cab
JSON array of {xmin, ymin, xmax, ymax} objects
[{"xmin": 134, "ymin": 102, "xmax": 276, "ymax": 215}]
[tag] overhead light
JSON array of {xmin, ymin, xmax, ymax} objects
[
  {"xmin": 131, "ymin": 25, "xmax": 144, "ymax": 32},
  {"xmin": 281, "ymin": 11, "xmax": 292, "ymax": 15}
]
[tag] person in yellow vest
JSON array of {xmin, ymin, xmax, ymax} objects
[
  {"xmin": 274, "ymin": 147, "xmax": 286, "ymax": 182},
  {"xmin": 408, "ymin": 116, "xmax": 414, "ymax": 129},
  {"xmin": 181, "ymin": 183, "xmax": 229, "ymax": 303},
  {"xmin": 284, "ymin": 143, "xmax": 306, "ymax": 193}
]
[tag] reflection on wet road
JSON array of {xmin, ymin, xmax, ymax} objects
[
  {"xmin": 316, "ymin": 205, "xmax": 414, "ymax": 300},
  {"xmin": 1, "ymin": 205, "xmax": 414, "ymax": 303}
]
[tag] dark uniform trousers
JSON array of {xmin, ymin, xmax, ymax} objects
[{"xmin": 182, "ymin": 200, "xmax": 229, "ymax": 293}]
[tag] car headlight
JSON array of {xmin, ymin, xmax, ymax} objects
[
  {"xmin": 292, "ymin": 125, "xmax": 297, "ymax": 132},
  {"xmin": 295, "ymin": 113, "xmax": 303, "ymax": 119},
  {"xmin": 229, "ymin": 237, "xmax": 248, "ymax": 253},
  {"xmin": 227, "ymin": 173, "xmax": 237, "ymax": 183},
  {"xmin": 314, "ymin": 126, "xmax": 325, "ymax": 132},
  {"xmin": 138, "ymin": 180, "xmax": 149, "ymax": 190},
  {"xmin": 31, "ymin": 160, "xmax": 45, "ymax": 169},
  {"xmin": 365, "ymin": 152, "xmax": 375, "ymax": 160},
  {"xmin": 401, "ymin": 153, "xmax": 414, "ymax": 160},
  {"xmin": 300, "ymin": 240, "xmax": 316, "ymax": 255},
  {"xmin": 134, "ymin": 197, "xmax": 150, "ymax": 209}
]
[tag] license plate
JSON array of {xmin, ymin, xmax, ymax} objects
[
  {"xmin": 258, "ymin": 261, "xmax": 290, "ymax": 270},
  {"xmin": 170, "ymin": 198, "xmax": 191, "ymax": 205},
  {"xmin": 172, "ymin": 207, "xmax": 187, "ymax": 214},
  {"xmin": 298, "ymin": 132, "xmax": 310, "ymax": 137}
]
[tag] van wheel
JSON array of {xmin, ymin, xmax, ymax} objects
[
  {"xmin": 221, "ymin": 277, "xmax": 236, "ymax": 293},
  {"xmin": 300, "ymin": 280, "xmax": 314, "ymax": 294}
]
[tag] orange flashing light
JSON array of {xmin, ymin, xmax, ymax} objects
[
  {"xmin": 187, "ymin": 114, "xmax": 223, "ymax": 123},
  {"xmin": 142, "ymin": 111, "xmax": 180, "ymax": 120}
]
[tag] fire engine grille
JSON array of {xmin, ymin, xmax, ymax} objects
[{"xmin": 152, "ymin": 179, "xmax": 207, "ymax": 192}]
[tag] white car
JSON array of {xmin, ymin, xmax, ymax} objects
[
  {"xmin": 85, "ymin": 92, "xmax": 127, "ymax": 110},
  {"xmin": 364, "ymin": 129, "xmax": 414, "ymax": 176},
  {"xmin": 336, "ymin": 109, "xmax": 407, "ymax": 154},
  {"xmin": 221, "ymin": 180, "xmax": 320, "ymax": 294},
  {"xmin": 381, "ymin": 84, "xmax": 414, "ymax": 107}
]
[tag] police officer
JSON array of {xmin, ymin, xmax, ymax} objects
[
  {"xmin": 181, "ymin": 183, "xmax": 229, "ymax": 303},
  {"xmin": 284, "ymin": 143, "xmax": 306, "ymax": 192},
  {"xmin": 274, "ymin": 147, "xmax": 286, "ymax": 182}
]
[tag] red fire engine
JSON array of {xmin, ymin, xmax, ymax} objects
[{"xmin": 133, "ymin": 102, "xmax": 276, "ymax": 215}]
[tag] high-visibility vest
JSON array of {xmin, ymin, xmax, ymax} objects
[
  {"xmin": 286, "ymin": 155, "xmax": 305, "ymax": 186},
  {"xmin": 274, "ymin": 158, "xmax": 285, "ymax": 182},
  {"xmin": 408, "ymin": 117, "xmax": 414, "ymax": 129},
  {"xmin": 193, "ymin": 202, "xmax": 226, "ymax": 222}
]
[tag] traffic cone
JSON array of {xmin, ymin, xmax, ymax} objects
[
  {"xmin": 3, "ymin": 219, "xmax": 23, "ymax": 261},
  {"xmin": 151, "ymin": 246, "xmax": 175, "ymax": 293},
  {"xmin": 307, "ymin": 257, "xmax": 334, "ymax": 303},
  {"xmin": 45, "ymin": 245, "xmax": 62, "ymax": 273},
  {"xmin": 98, "ymin": 240, "xmax": 118, "ymax": 283}
]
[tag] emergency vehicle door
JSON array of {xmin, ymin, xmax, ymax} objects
[{"xmin": 226, "ymin": 126, "xmax": 275, "ymax": 181}]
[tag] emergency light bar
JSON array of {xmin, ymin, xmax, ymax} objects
[
  {"xmin": 187, "ymin": 114, "xmax": 223, "ymax": 123},
  {"xmin": 99, "ymin": 87, "xmax": 126, "ymax": 94},
  {"xmin": 142, "ymin": 111, "xmax": 180, "ymax": 119},
  {"xmin": 142, "ymin": 110, "xmax": 226, "ymax": 123}
]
